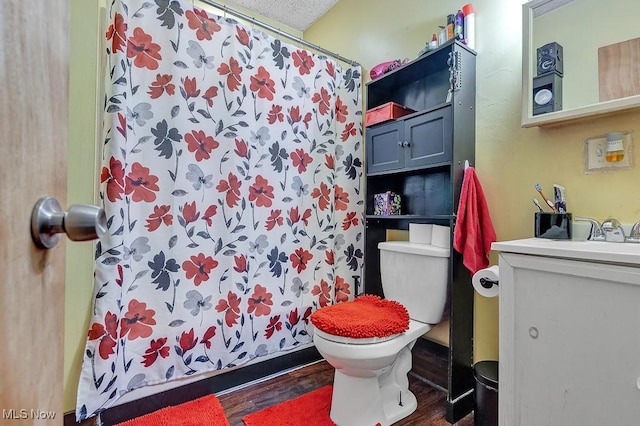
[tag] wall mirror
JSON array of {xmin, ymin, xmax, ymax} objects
[{"xmin": 522, "ymin": 0, "xmax": 640, "ymax": 127}]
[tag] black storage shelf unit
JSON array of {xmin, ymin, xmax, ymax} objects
[
  {"xmin": 366, "ymin": 171, "xmax": 452, "ymax": 217},
  {"xmin": 365, "ymin": 214, "xmax": 455, "ymax": 220},
  {"xmin": 366, "ymin": 105, "xmax": 453, "ymax": 175},
  {"xmin": 365, "ymin": 101, "xmax": 453, "ymax": 129},
  {"xmin": 364, "ymin": 39, "xmax": 476, "ymax": 423},
  {"xmin": 366, "ymin": 43, "xmax": 459, "ymax": 112}
]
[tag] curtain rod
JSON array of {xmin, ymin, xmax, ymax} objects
[{"xmin": 198, "ymin": 0, "xmax": 360, "ymax": 67}]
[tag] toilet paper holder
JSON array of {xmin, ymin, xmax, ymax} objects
[
  {"xmin": 473, "ymin": 265, "xmax": 500, "ymax": 298},
  {"xmin": 479, "ymin": 277, "xmax": 499, "ymax": 289}
]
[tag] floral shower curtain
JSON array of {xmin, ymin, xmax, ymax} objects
[{"xmin": 76, "ymin": 0, "xmax": 363, "ymax": 419}]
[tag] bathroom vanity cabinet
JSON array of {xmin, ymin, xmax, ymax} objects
[
  {"xmin": 493, "ymin": 238, "xmax": 640, "ymax": 425},
  {"xmin": 363, "ymin": 39, "xmax": 476, "ymax": 422}
]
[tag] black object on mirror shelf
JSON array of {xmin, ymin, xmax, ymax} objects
[
  {"xmin": 537, "ymin": 42, "xmax": 563, "ymax": 76},
  {"xmin": 532, "ymin": 71, "xmax": 563, "ymax": 115}
]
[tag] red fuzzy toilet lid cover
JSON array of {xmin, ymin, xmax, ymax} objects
[{"xmin": 310, "ymin": 295, "xmax": 410, "ymax": 338}]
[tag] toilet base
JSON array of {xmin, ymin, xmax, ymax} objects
[{"xmin": 328, "ymin": 345, "xmax": 418, "ymax": 426}]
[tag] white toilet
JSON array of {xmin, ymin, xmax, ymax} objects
[{"xmin": 311, "ymin": 231, "xmax": 450, "ymax": 426}]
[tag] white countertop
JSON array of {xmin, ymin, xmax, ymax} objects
[{"xmin": 492, "ymin": 238, "xmax": 640, "ymax": 266}]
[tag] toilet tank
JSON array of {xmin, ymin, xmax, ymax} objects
[{"xmin": 378, "ymin": 241, "xmax": 450, "ymax": 324}]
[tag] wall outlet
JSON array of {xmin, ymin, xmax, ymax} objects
[{"xmin": 584, "ymin": 133, "xmax": 633, "ymax": 173}]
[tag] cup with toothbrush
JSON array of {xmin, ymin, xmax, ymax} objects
[{"xmin": 533, "ymin": 183, "xmax": 572, "ymax": 239}]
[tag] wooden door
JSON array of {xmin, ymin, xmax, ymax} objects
[{"xmin": 0, "ymin": 1, "xmax": 69, "ymax": 423}]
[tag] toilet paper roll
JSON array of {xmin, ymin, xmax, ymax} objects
[
  {"xmin": 472, "ymin": 265, "xmax": 500, "ymax": 298},
  {"xmin": 409, "ymin": 223, "xmax": 433, "ymax": 244}
]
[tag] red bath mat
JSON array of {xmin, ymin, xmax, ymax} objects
[
  {"xmin": 114, "ymin": 394, "xmax": 229, "ymax": 426},
  {"xmin": 242, "ymin": 385, "xmax": 336, "ymax": 426}
]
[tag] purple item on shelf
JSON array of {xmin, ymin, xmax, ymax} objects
[{"xmin": 374, "ymin": 192, "xmax": 401, "ymax": 215}]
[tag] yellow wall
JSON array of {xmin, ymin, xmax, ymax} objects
[
  {"xmin": 305, "ymin": 0, "xmax": 640, "ymax": 363},
  {"xmin": 65, "ymin": 0, "xmax": 101, "ymax": 413},
  {"xmin": 65, "ymin": 0, "xmax": 640, "ymax": 413}
]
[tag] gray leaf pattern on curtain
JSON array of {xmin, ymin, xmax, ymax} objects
[{"xmin": 76, "ymin": 0, "xmax": 363, "ymax": 419}]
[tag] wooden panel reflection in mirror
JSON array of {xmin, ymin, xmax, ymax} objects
[{"xmin": 598, "ymin": 37, "xmax": 640, "ymax": 102}]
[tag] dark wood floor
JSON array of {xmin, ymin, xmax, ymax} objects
[
  {"xmin": 217, "ymin": 343, "xmax": 474, "ymax": 425},
  {"xmin": 70, "ymin": 340, "xmax": 475, "ymax": 425}
]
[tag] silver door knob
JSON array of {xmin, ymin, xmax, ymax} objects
[{"xmin": 31, "ymin": 196, "xmax": 107, "ymax": 249}]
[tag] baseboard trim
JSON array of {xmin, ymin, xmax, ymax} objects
[
  {"xmin": 64, "ymin": 346, "xmax": 321, "ymax": 426},
  {"xmin": 414, "ymin": 337, "xmax": 474, "ymax": 423},
  {"xmin": 415, "ymin": 335, "xmax": 448, "ymax": 358}
]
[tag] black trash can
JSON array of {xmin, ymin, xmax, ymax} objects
[{"xmin": 474, "ymin": 360, "xmax": 498, "ymax": 426}]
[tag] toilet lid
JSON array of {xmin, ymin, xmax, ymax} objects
[{"xmin": 310, "ymin": 294, "xmax": 410, "ymax": 339}]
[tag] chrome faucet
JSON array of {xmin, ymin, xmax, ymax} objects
[
  {"xmin": 601, "ymin": 218, "xmax": 626, "ymax": 242},
  {"xmin": 627, "ymin": 221, "xmax": 640, "ymax": 243},
  {"xmin": 574, "ymin": 216, "xmax": 605, "ymax": 241}
]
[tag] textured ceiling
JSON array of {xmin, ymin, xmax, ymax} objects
[{"xmin": 220, "ymin": 0, "xmax": 340, "ymax": 31}]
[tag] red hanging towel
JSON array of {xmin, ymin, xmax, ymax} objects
[{"xmin": 453, "ymin": 167, "xmax": 497, "ymax": 275}]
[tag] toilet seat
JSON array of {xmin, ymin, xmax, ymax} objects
[
  {"xmin": 310, "ymin": 294, "xmax": 410, "ymax": 339},
  {"xmin": 314, "ymin": 327, "xmax": 400, "ymax": 345}
]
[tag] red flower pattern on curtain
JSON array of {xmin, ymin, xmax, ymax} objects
[{"xmin": 77, "ymin": 0, "xmax": 362, "ymax": 420}]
